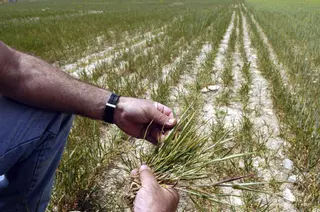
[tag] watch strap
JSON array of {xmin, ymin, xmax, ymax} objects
[{"xmin": 103, "ymin": 93, "xmax": 120, "ymax": 124}]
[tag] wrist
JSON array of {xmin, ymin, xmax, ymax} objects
[
  {"xmin": 102, "ymin": 93, "xmax": 121, "ymax": 123},
  {"xmin": 113, "ymin": 96, "xmax": 128, "ymax": 126}
]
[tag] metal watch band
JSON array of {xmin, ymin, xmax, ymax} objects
[{"xmin": 103, "ymin": 93, "xmax": 120, "ymax": 124}]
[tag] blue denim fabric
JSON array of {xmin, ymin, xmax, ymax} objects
[{"xmin": 0, "ymin": 96, "xmax": 74, "ymax": 211}]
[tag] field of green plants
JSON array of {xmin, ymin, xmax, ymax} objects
[{"xmin": 1, "ymin": 0, "xmax": 319, "ymax": 211}]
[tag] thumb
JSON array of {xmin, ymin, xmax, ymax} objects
[
  {"xmin": 139, "ymin": 165, "xmax": 158, "ymax": 189},
  {"xmin": 148, "ymin": 107, "xmax": 176, "ymax": 128}
]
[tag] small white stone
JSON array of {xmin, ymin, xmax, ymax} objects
[
  {"xmin": 221, "ymin": 187, "xmax": 243, "ymax": 206},
  {"xmin": 201, "ymin": 87, "xmax": 209, "ymax": 93},
  {"xmin": 230, "ymin": 196, "xmax": 243, "ymax": 206},
  {"xmin": 203, "ymin": 104, "xmax": 213, "ymax": 112},
  {"xmin": 253, "ymin": 157, "xmax": 263, "ymax": 167},
  {"xmin": 282, "ymin": 201, "xmax": 297, "ymax": 212},
  {"xmin": 283, "ymin": 188, "xmax": 296, "ymax": 202},
  {"xmin": 208, "ymin": 85, "xmax": 221, "ymax": 92},
  {"xmin": 283, "ymin": 159, "xmax": 294, "ymax": 170},
  {"xmin": 288, "ymin": 175, "xmax": 297, "ymax": 183},
  {"xmin": 266, "ymin": 138, "xmax": 282, "ymax": 150},
  {"xmin": 223, "ymin": 141, "xmax": 235, "ymax": 149},
  {"xmin": 253, "ymin": 160, "xmax": 259, "ymax": 168},
  {"xmin": 238, "ymin": 160, "xmax": 245, "ymax": 168}
]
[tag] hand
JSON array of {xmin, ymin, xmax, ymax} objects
[
  {"xmin": 132, "ymin": 165, "xmax": 179, "ymax": 212},
  {"xmin": 114, "ymin": 97, "xmax": 177, "ymax": 144}
]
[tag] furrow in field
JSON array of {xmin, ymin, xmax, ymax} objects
[
  {"xmin": 160, "ymin": 41, "xmax": 189, "ymax": 81},
  {"xmin": 233, "ymin": 16, "xmax": 245, "ymax": 93},
  {"xmin": 100, "ymin": 35, "xmax": 189, "ymax": 99},
  {"xmin": 144, "ymin": 41, "xmax": 193, "ymax": 99},
  {"xmin": 135, "ymin": 37, "xmax": 187, "ymax": 97},
  {"xmin": 244, "ymin": 6, "xmax": 320, "ymax": 210},
  {"xmin": 241, "ymin": 11, "xmax": 297, "ymax": 211},
  {"xmin": 217, "ymin": 13, "xmax": 246, "ymax": 207},
  {"xmin": 171, "ymin": 42, "xmax": 213, "ymax": 211},
  {"xmin": 170, "ymin": 42, "xmax": 212, "ymax": 111},
  {"xmin": 202, "ymin": 11, "xmax": 238, "ymax": 129},
  {"xmin": 245, "ymin": 9, "xmax": 292, "ymax": 91},
  {"xmin": 220, "ymin": 13, "xmax": 244, "ymax": 130},
  {"xmin": 212, "ymin": 11, "xmax": 235, "ymax": 84},
  {"xmin": 62, "ymin": 26, "xmax": 167, "ymax": 77}
]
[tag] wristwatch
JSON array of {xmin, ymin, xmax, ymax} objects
[{"xmin": 103, "ymin": 93, "xmax": 120, "ymax": 124}]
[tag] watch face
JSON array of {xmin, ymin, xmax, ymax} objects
[{"xmin": 109, "ymin": 93, "xmax": 120, "ymax": 105}]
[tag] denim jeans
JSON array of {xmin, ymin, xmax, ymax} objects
[{"xmin": 0, "ymin": 96, "xmax": 74, "ymax": 211}]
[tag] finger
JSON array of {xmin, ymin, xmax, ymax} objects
[
  {"xmin": 162, "ymin": 127, "xmax": 174, "ymax": 136},
  {"xmin": 148, "ymin": 105, "xmax": 177, "ymax": 128},
  {"xmin": 153, "ymin": 102, "xmax": 175, "ymax": 119},
  {"xmin": 149, "ymin": 127, "xmax": 166, "ymax": 143},
  {"xmin": 161, "ymin": 183, "xmax": 180, "ymax": 205},
  {"xmin": 141, "ymin": 122, "xmax": 170, "ymax": 144},
  {"xmin": 165, "ymin": 187, "xmax": 180, "ymax": 202},
  {"xmin": 145, "ymin": 134, "xmax": 158, "ymax": 145},
  {"xmin": 139, "ymin": 165, "xmax": 158, "ymax": 188},
  {"xmin": 140, "ymin": 125, "xmax": 158, "ymax": 145},
  {"xmin": 144, "ymin": 123, "xmax": 168, "ymax": 144}
]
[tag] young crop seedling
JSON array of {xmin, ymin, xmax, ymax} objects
[{"xmin": 121, "ymin": 106, "xmax": 270, "ymax": 210}]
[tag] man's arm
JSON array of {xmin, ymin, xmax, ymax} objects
[
  {"xmin": 0, "ymin": 41, "xmax": 177, "ymax": 144},
  {"xmin": 0, "ymin": 41, "xmax": 109, "ymax": 120}
]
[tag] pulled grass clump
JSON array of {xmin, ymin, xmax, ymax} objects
[{"xmin": 122, "ymin": 106, "xmax": 258, "ymax": 208}]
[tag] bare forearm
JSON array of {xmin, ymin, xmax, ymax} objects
[{"xmin": 0, "ymin": 41, "xmax": 110, "ymax": 120}]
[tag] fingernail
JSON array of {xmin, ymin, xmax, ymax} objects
[
  {"xmin": 168, "ymin": 118, "xmax": 176, "ymax": 125},
  {"xmin": 140, "ymin": 165, "xmax": 149, "ymax": 172}
]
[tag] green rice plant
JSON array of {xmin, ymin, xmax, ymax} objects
[
  {"xmin": 49, "ymin": 118, "xmax": 108, "ymax": 211},
  {"xmin": 244, "ymin": 7, "xmax": 320, "ymax": 209},
  {"xmin": 238, "ymin": 62, "xmax": 251, "ymax": 109},
  {"xmin": 121, "ymin": 106, "xmax": 259, "ymax": 208},
  {"xmin": 150, "ymin": 80, "xmax": 170, "ymax": 103}
]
